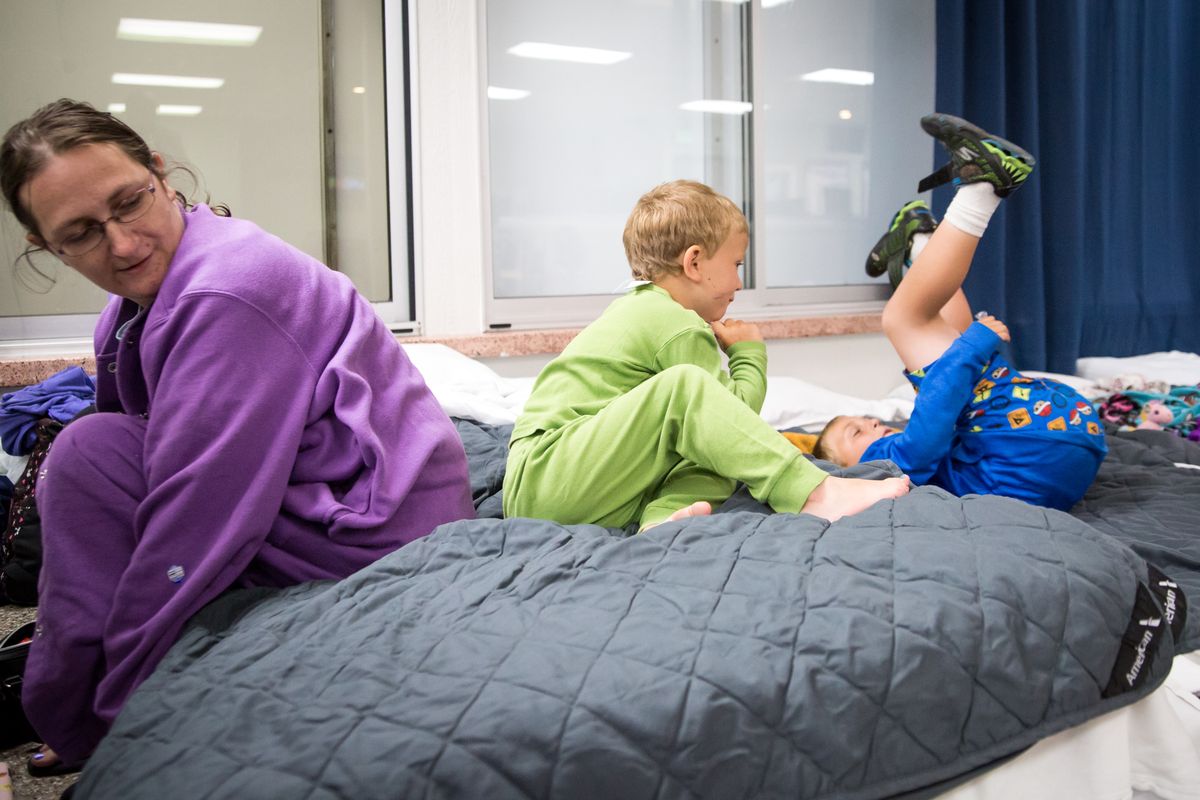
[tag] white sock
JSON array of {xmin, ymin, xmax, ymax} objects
[
  {"xmin": 907, "ymin": 232, "xmax": 932, "ymax": 265},
  {"xmin": 942, "ymin": 183, "xmax": 1001, "ymax": 238}
]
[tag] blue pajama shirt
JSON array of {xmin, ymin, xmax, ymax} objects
[{"xmin": 862, "ymin": 322, "xmax": 1107, "ymax": 510}]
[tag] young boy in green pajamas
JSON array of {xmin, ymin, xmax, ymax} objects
[{"xmin": 502, "ymin": 179, "xmax": 911, "ymax": 530}]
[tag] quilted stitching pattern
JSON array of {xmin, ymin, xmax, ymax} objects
[
  {"xmin": 78, "ymin": 486, "xmax": 1166, "ymax": 800},
  {"xmin": 1073, "ymin": 431, "xmax": 1200, "ymax": 651}
]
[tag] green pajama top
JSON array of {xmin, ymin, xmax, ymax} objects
[
  {"xmin": 505, "ymin": 284, "xmax": 827, "ymax": 528},
  {"xmin": 510, "ymin": 284, "xmax": 767, "ymax": 444}
]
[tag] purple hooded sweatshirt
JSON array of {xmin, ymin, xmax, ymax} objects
[{"xmin": 23, "ymin": 204, "xmax": 474, "ymax": 763}]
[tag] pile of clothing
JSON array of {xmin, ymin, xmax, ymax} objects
[{"xmin": 1092, "ymin": 374, "xmax": 1200, "ymax": 439}]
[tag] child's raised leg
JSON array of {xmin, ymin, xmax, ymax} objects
[
  {"xmin": 883, "ymin": 213, "xmax": 986, "ymax": 371},
  {"xmin": 880, "ymin": 114, "xmax": 1034, "ymax": 372}
]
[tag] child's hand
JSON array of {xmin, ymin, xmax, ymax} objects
[
  {"xmin": 711, "ymin": 318, "xmax": 763, "ymax": 349},
  {"xmin": 975, "ymin": 314, "xmax": 1010, "ymax": 342}
]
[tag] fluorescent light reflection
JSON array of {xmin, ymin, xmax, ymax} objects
[
  {"xmin": 118, "ymin": 18, "xmax": 262, "ymax": 46},
  {"xmin": 107, "ymin": 103, "xmax": 127, "ymax": 113},
  {"xmin": 156, "ymin": 104, "xmax": 203, "ymax": 116},
  {"xmin": 680, "ymin": 100, "xmax": 753, "ymax": 115},
  {"xmin": 800, "ymin": 68, "xmax": 874, "ymax": 86},
  {"xmin": 113, "ymin": 73, "xmax": 224, "ymax": 89},
  {"xmin": 488, "ymin": 86, "xmax": 531, "ymax": 100},
  {"xmin": 839, "ymin": 109, "xmax": 853, "ymax": 120},
  {"xmin": 508, "ymin": 42, "xmax": 631, "ymax": 65},
  {"xmin": 705, "ymin": 0, "xmax": 794, "ymax": 8}
]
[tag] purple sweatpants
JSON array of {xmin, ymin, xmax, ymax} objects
[
  {"xmin": 24, "ymin": 410, "xmax": 453, "ymax": 764},
  {"xmin": 24, "ymin": 414, "xmax": 151, "ymax": 764}
]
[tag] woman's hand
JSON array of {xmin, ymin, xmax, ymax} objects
[{"xmin": 711, "ymin": 318, "xmax": 763, "ymax": 350}]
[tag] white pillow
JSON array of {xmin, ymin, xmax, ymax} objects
[
  {"xmin": 1075, "ymin": 351, "xmax": 1200, "ymax": 386},
  {"xmin": 401, "ymin": 343, "xmax": 514, "ymax": 398},
  {"xmin": 761, "ymin": 376, "xmax": 914, "ymax": 431},
  {"xmin": 401, "ymin": 343, "xmax": 535, "ymax": 424}
]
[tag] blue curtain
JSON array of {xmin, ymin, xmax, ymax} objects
[{"xmin": 933, "ymin": 0, "xmax": 1200, "ymax": 373}]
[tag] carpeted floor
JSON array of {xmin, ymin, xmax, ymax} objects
[{"xmin": 2, "ymin": 604, "xmax": 79, "ymax": 800}]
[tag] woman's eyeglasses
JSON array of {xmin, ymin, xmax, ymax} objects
[{"xmin": 49, "ymin": 177, "xmax": 158, "ymax": 257}]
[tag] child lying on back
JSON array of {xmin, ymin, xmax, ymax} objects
[{"xmin": 815, "ymin": 114, "xmax": 1106, "ymax": 511}]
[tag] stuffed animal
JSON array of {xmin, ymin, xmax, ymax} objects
[{"xmin": 1137, "ymin": 400, "xmax": 1175, "ymax": 430}]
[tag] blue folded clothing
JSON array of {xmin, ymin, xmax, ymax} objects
[{"xmin": 0, "ymin": 366, "xmax": 96, "ymax": 456}]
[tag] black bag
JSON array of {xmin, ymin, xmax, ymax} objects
[
  {"xmin": 0, "ymin": 620, "xmax": 38, "ymax": 748},
  {"xmin": 1, "ymin": 417, "xmax": 64, "ymax": 606}
]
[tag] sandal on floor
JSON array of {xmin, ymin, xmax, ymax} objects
[{"xmin": 26, "ymin": 744, "xmax": 82, "ymax": 778}]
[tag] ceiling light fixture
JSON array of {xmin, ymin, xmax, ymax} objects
[
  {"xmin": 800, "ymin": 68, "xmax": 874, "ymax": 86},
  {"xmin": 488, "ymin": 86, "xmax": 531, "ymax": 100},
  {"xmin": 117, "ymin": 18, "xmax": 262, "ymax": 46},
  {"xmin": 113, "ymin": 73, "xmax": 224, "ymax": 89},
  {"xmin": 680, "ymin": 100, "xmax": 753, "ymax": 115},
  {"xmin": 156, "ymin": 104, "xmax": 203, "ymax": 116},
  {"xmin": 508, "ymin": 42, "xmax": 631, "ymax": 65}
]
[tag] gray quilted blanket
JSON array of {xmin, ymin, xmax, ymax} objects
[
  {"xmin": 1071, "ymin": 429, "xmax": 1200, "ymax": 651},
  {"xmin": 72, "ymin": 423, "xmax": 1187, "ymax": 800}
]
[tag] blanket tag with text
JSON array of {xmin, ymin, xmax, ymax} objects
[
  {"xmin": 1146, "ymin": 564, "xmax": 1187, "ymax": 642},
  {"xmin": 1103, "ymin": 581, "xmax": 1169, "ymax": 697}
]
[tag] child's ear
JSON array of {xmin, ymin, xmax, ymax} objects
[{"xmin": 680, "ymin": 245, "xmax": 704, "ymax": 281}]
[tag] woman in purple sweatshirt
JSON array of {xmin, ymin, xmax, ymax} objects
[{"xmin": 0, "ymin": 99, "xmax": 475, "ymax": 768}]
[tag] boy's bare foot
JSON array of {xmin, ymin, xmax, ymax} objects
[
  {"xmin": 667, "ymin": 501, "xmax": 712, "ymax": 522},
  {"xmin": 641, "ymin": 501, "xmax": 713, "ymax": 531},
  {"xmin": 800, "ymin": 475, "xmax": 910, "ymax": 522}
]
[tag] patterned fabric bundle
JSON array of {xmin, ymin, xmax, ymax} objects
[{"xmin": 1095, "ymin": 384, "xmax": 1200, "ymax": 439}]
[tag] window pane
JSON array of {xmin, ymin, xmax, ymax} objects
[
  {"xmin": 757, "ymin": 0, "xmax": 935, "ymax": 288},
  {"xmin": 0, "ymin": 1, "xmax": 319, "ymax": 322},
  {"xmin": 0, "ymin": 0, "xmax": 407, "ymax": 334},
  {"xmin": 486, "ymin": 0, "xmax": 747, "ymax": 300},
  {"xmin": 330, "ymin": 0, "xmax": 402, "ymax": 307}
]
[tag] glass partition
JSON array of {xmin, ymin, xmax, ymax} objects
[
  {"xmin": 0, "ymin": 0, "xmax": 407, "ymax": 341},
  {"xmin": 485, "ymin": 0, "xmax": 748, "ymax": 301}
]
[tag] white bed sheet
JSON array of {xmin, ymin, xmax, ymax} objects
[{"xmin": 942, "ymin": 653, "xmax": 1200, "ymax": 800}]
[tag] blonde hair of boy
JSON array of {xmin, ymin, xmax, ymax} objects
[{"xmin": 622, "ymin": 179, "xmax": 748, "ymax": 282}]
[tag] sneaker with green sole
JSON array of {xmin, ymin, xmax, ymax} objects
[
  {"xmin": 865, "ymin": 200, "xmax": 938, "ymax": 287},
  {"xmin": 917, "ymin": 113, "xmax": 1035, "ymax": 197}
]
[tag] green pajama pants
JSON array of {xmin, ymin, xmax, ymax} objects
[{"xmin": 503, "ymin": 364, "xmax": 829, "ymax": 529}]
